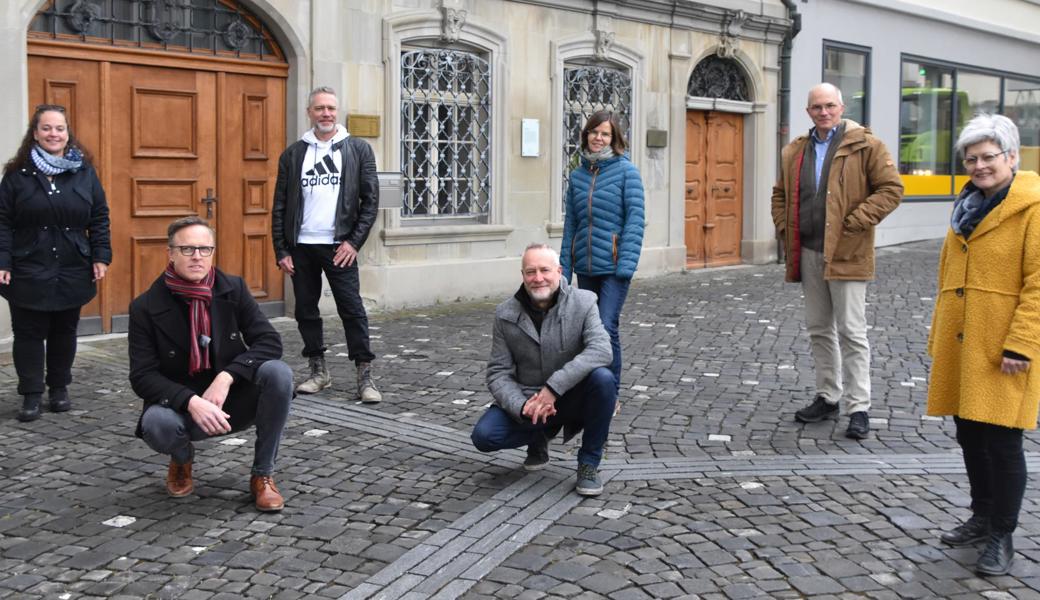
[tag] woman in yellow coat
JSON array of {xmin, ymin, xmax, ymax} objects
[{"xmin": 927, "ymin": 114, "xmax": 1040, "ymax": 576}]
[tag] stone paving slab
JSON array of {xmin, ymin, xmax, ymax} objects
[{"xmin": 2, "ymin": 240, "xmax": 1040, "ymax": 598}]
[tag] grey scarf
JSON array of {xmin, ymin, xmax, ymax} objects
[{"xmin": 580, "ymin": 147, "xmax": 615, "ymax": 165}]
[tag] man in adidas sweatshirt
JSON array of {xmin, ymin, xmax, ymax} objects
[{"xmin": 272, "ymin": 86, "xmax": 381, "ymax": 402}]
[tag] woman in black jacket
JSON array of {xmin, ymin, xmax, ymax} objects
[{"xmin": 0, "ymin": 104, "xmax": 112, "ymax": 421}]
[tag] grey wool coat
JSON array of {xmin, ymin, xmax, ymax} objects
[{"xmin": 486, "ymin": 279, "xmax": 612, "ymax": 421}]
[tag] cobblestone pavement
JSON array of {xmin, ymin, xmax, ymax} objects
[{"xmin": 2, "ymin": 239, "xmax": 1040, "ymax": 599}]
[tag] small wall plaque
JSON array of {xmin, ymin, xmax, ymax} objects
[
  {"xmin": 349, "ymin": 114, "xmax": 381, "ymax": 138},
  {"xmin": 646, "ymin": 129, "xmax": 668, "ymax": 148},
  {"xmin": 521, "ymin": 118, "xmax": 540, "ymax": 157}
]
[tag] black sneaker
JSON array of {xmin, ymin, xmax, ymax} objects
[
  {"xmin": 523, "ymin": 437, "xmax": 549, "ymax": 472},
  {"xmin": 794, "ymin": 395, "xmax": 838, "ymax": 423},
  {"xmin": 575, "ymin": 464, "xmax": 603, "ymax": 496},
  {"xmin": 941, "ymin": 515, "xmax": 990, "ymax": 546},
  {"xmin": 845, "ymin": 411, "xmax": 870, "ymax": 439},
  {"xmin": 977, "ymin": 531, "xmax": 1014, "ymax": 576}
]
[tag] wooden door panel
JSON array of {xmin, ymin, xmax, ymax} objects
[
  {"xmin": 705, "ymin": 112, "xmax": 743, "ymax": 267},
  {"xmin": 684, "ymin": 111, "xmax": 706, "ymax": 267},
  {"xmin": 219, "ymin": 73, "xmax": 284, "ymax": 303},
  {"xmin": 109, "ymin": 65, "xmax": 217, "ymax": 320},
  {"xmin": 27, "ymin": 56, "xmax": 104, "ymax": 326}
]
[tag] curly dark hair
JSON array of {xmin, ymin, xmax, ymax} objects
[
  {"xmin": 579, "ymin": 110, "xmax": 627, "ymax": 155},
  {"xmin": 3, "ymin": 104, "xmax": 94, "ymax": 175}
]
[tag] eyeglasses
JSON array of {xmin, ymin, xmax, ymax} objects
[
  {"xmin": 35, "ymin": 104, "xmax": 66, "ymax": 113},
  {"xmin": 809, "ymin": 103, "xmax": 842, "ymax": 113},
  {"xmin": 962, "ymin": 151, "xmax": 1008, "ymax": 168},
  {"xmin": 171, "ymin": 245, "xmax": 215, "ymax": 257}
]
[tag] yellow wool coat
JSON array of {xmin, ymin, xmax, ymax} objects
[{"xmin": 926, "ymin": 170, "xmax": 1040, "ymax": 429}]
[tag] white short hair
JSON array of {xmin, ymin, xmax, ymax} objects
[
  {"xmin": 807, "ymin": 83, "xmax": 844, "ymax": 107},
  {"xmin": 955, "ymin": 114, "xmax": 1021, "ymax": 169},
  {"xmin": 522, "ymin": 243, "xmax": 560, "ymax": 266}
]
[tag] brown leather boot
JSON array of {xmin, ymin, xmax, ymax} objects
[
  {"xmin": 166, "ymin": 460, "xmax": 193, "ymax": 498},
  {"xmin": 250, "ymin": 475, "xmax": 284, "ymax": 512}
]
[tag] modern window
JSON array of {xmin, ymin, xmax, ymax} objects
[
  {"xmin": 400, "ymin": 46, "xmax": 492, "ymax": 220},
  {"xmin": 822, "ymin": 41, "xmax": 870, "ymax": 125},
  {"xmin": 562, "ymin": 61, "xmax": 632, "ymax": 203},
  {"xmin": 1006, "ymin": 78, "xmax": 1040, "ymax": 173},
  {"xmin": 899, "ymin": 57, "xmax": 1040, "ymax": 197}
]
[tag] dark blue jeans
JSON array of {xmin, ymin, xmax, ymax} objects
[
  {"xmin": 576, "ymin": 274, "xmax": 631, "ymax": 390},
  {"xmin": 955, "ymin": 416, "xmax": 1027, "ymax": 533},
  {"xmin": 290, "ymin": 244, "xmax": 375, "ymax": 363},
  {"xmin": 471, "ymin": 367, "xmax": 617, "ymax": 468},
  {"xmin": 140, "ymin": 360, "xmax": 293, "ymax": 475}
]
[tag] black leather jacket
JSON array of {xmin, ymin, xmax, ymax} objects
[{"xmin": 271, "ymin": 136, "xmax": 379, "ymax": 260}]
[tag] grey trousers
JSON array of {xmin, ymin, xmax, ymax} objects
[
  {"xmin": 799, "ymin": 249, "xmax": 871, "ymax": 414},
  {"xmin": 140, "ymin": 360, "xmax": 293, "ymax": 475}
]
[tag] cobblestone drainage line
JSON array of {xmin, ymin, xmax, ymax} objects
[{"xmin": 295, "ymin": 397, "xmax": 1040, "ymax": 600}]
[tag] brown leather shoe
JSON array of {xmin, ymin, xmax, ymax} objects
[
  {"xmin": 166, "ymin": 460, "xmax": 193, "ymax": 498},
  {"xmin": 250, "ymin": 475, "xmax": 284, "ymax": 512}
]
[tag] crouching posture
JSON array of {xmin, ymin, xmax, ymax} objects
[
  {"xmin": 471, "ymin": 244, "xmax": 617, "ymax": 496},
  {"xmin": 129, "ymin": 217, "xmax": 292, "ymax": 512}
]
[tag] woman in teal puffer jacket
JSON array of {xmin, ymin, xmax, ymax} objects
[{"xmin": 561, "ymin": 111, "xmax": 645, "ymax": 391}]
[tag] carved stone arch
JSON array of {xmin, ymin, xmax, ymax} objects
[
  {"xmin": 688, "ymin": 55, "xmax": 749, "ymax": 102},
  {"xmin": 383, "ymin": 9, "xmax": 508, "ymax": 226},
  {"xmin": 548, "ymin": 33, "xmax": 645, "ymax": 227},
  {"xmin": 687, "ymin": 46, "xmax": 764, "ymax": 104}
]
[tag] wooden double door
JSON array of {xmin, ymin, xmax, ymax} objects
[
  {"xmin": 27, "ymin": 48, "xmax": 286, "ymax": 332},
  {"xmin": 684, "ymin": 110, "xmax": 743, "ymax": 269}
]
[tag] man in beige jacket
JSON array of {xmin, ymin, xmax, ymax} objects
[{"xmin": 771, "ymin": 83, "xmax": 903, "ymax": 439}]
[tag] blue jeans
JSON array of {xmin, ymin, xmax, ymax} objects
[
  {"xmin": 140, "ymin": 360, "xmax": 293, "ymax": 475},
  {"xmin": 576, "ymin": 274, "xmax": 631, "ymax": 390},
  {"xmin": 471, "ymin": 367, "xmax": 617, "ymax": 468}
]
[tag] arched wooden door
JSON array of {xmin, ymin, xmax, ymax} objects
[{"xmin": 27, "ymin": 1, "xmax": 287, "ymax": 333}]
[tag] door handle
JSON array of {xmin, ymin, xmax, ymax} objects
[
  {"xmin": 703, "ymin": 223, "xmax": 716, "ymax": 230},
  {"xmin": 201, "ymin": 188, "xmax": 217, "ymax": 219}
]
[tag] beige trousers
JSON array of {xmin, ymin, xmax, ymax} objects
[{"xmin": 799, "ymin": 249, "xmax": 871, "ymax": 414}]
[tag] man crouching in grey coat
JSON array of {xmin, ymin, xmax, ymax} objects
[{"xmin": 471, "ymin": 243, "xmax": 617, "ymax": 496}]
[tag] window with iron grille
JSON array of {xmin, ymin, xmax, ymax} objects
[
  {"xmin": 562, "ymin": 62, "xmax": 632, "ymax": 203},
  {"xmin": 29, "ymin": 0, "xmax": 283, "ymax": 61},
  {"xmin": 400, "ymin": 47, "xmax": 491, "ymax": 220}
]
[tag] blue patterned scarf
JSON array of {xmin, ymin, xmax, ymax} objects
[
  {"xmin": 30, "ymin": 144, "xmax": 83, "ymax": 175},
  {"xmin": 951, "ymin": 180, "xmax": 1012, "ymax": 238}
]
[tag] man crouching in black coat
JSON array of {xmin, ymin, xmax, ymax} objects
[{"xmin": 128, "ymin": 216, "xmax": 292, "ymax": 512}]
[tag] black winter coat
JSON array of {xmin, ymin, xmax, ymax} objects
[
  {"xmin": 271, "ymin": 136, "xmax": 379, "ymax": 260},
  {"xmin": 0, "ymin": 163, "xmax": 112, "ymax": 310},
  {"xmin": 128, "ymin": 270, "xmax": 283, "ymax": 437}
]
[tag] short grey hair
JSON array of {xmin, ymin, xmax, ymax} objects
[
  {"xmin": 522, "ymin": 243, "xmax": 560, "ymax": 267},
  {"xmin": 807, "ymin": 82, "xmax": 844, "ymax": 107},
  {"xmin": 308, "ymin": 86, "xmax": 337, "ymax": 108},
  {"xmin": 955, "ymin": 114, "xmax": 1021, "ymax": 169}
]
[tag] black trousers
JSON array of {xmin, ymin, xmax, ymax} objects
[
  {"xmin": 9, "ymin": 304, "xmax": 81, "ymax": 395},
  {"xmin": 955, "ymin": 416, "xmax": 1027, "ymax": 533},
  {"xmin": 289, "ymin": 244, "xmax": 374, "ymax": 363}
]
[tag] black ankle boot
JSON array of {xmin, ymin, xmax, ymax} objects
[
  {"xmin": 940, "ymin": 514, "xmax": 989, "ymax": 546},
  {"xmin": 17, "ymin": 393, "xmax": 42, "ymax": 422},
  {"xmin": 49, "ymin": 387, "xmax": 70, "ymax": 412},
  {"xmin": 977, "ymin": 531, "xmax": 1014, "ymax": 576}
]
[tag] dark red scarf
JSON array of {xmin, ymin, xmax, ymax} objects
[{"xmin": 164, "ymin": 264, "xmax": 215, "ymax": 375}]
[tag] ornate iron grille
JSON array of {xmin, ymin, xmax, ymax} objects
[
  {"xmin": 30, "ymin": 0, "xmax": 283, "ymax": 61},
  {"xmin": 562, "ymin": 64, "xmax": 632, "ymax": 203},
  {"xmin": 688, "ymin": 55, "xmax": 749, "ymax": 101},
  {"xmin": 400, "ymin": 48, "xmax": 492, "ymax": 219}
]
